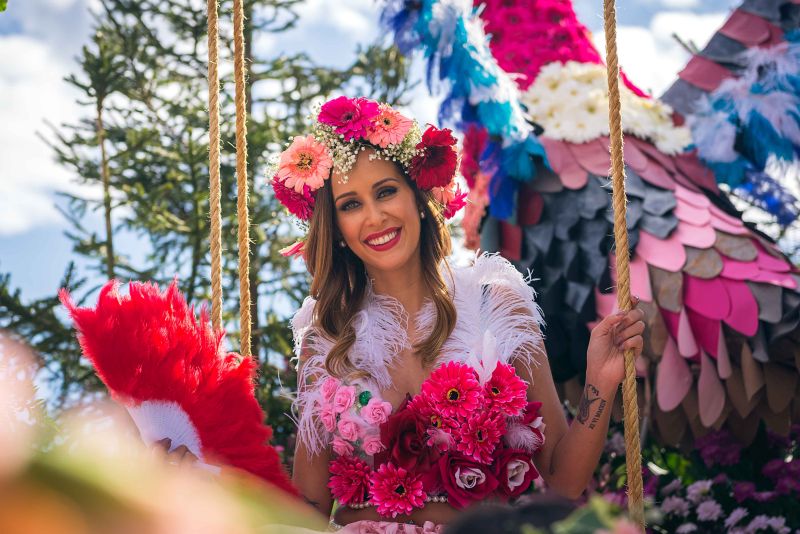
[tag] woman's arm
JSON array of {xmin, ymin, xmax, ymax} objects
[
  {"xmin": 517, "ymin": 305, "xmax": 645, "ymax": 499},
  {"xmin": 292, "ymin": 438, "xmax": 334, "ymax": 517}
]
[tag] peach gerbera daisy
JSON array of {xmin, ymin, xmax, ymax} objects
[
  {"xmin": 366, "ymin": 104, "xmax": 413, "ymax": 147},
  {"xmin": 277, "ymin": 134, "xmax": 333, "ymax": 193}
]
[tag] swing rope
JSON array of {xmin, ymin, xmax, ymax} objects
[
  {"xmin": 206, "ymin": 0, "xmax": 252, "ymax": 357},
  {"xmin": 233, "ymin": 0, "xmax": 252, "ymax": 359},
  {"xmin": 602, "ymin": 0, "xmax": 645, "ymax": 527},
  {"xmin": 206, "ymin": 0, "xmax": 222, "ymax": 331}
]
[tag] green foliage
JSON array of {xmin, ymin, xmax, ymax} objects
[{"xmin": 1, "ymin": 0, "xmax": 411, "ymax": 445}]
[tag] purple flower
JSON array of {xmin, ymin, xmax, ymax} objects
[
  {"xmin": 694, "ymin": 430, "xmax": 742, "ymax": 467},
  {"xmin": 733, "ymin": 481, "xmax": 756, "ymax": 503},
  {"xmin": 753, "ymin": 490, "xmax": 777, "ymax": 503},
  {"xmin": 661, "ymin": 478, "xmax": 683, "ymax": 495},
  {"xmin": 675, "ymin": 523, "xmax": 697, "ymax": 534},
  {"xmin": 724, "ymin": 508, "xmax": 748, "ymax": 529},
  {"xmin": 762, "ymin": 459, "xmax": 786, "ymax": 480},
  {"xmin": 696, "ymin": 500, "xmax": 722, "ymax": 522},
  {"xmin": 686, "ymin": 480, "xmax": 713, "ymax": 503},
  {"xmin": 746, "ymin": 515, "xmax": 770, "ymax": 532},
  {"xmin": 661, "ymin": 496, "xmax": 689, "ymax": 517}
]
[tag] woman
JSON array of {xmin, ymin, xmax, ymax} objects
[{"xmin": 273, "ymin": 96, "xmax": 645, "ymax": 532}]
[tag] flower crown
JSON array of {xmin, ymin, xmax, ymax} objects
[{"xmin": 270, "ymin": 97, "xmax": 466, "ymax": 256}]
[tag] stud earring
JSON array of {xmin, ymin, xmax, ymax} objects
[
  {"xmin": 339, "ymin": 240, "xmax": 347, "ymax": 248},
  {"xmin": 419, "ymin": 210, "xmax": 426, "ymax": 219}
]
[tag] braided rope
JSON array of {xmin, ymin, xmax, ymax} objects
[
  {"xmin": 602, "ymin": 0, "xmax": 645, "ymax": 527},
  {"xmin": 206, "ymin": 0, "xmax": 223, "ymax": 330},
  {"xmin": 232, "ymin": 0, "xmax": 252, "ymax": 358}
]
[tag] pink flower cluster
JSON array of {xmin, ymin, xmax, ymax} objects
[
  {"xmin": 478, "ymin": 0, "xmax": 645, "ymax": 96},
  {"xmin": 326, "ymin": 361, "xmax": 545, "ymax": 517}
]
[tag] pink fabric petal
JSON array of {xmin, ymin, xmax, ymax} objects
[
  {"xmin": 686, "ymin": 308, "xmax": 720, "ymax": 358},
  {"xmin": 638, "ymin": 230, "xmax": 686, "ymax": 272},
  {"xmin": 630, "ymin": 137, "xmax": 677, "ymax": 174},
  {"xmin": 630, "ymin": 253, "xmax": 653, "ymax": 302},
  {"xmin": 752, "ymin": 270, "xmax": 798, "ymax": 288},
  {"xmin": 753, "ymin": 241, "xmax": 791, "ymax": 272},
  {"xmin": 719, "ymin": 9, "xmax": 772, "ymax": 45},
  {"xmin": 674, "ymin": 199, "xmax": 712, "ymax": 226},
  {"xmin": 720, "ymin": 256, "xmax": 759, "ymax": 280},
  {"xmin": 594, "ymin": 287, "xmax": 618, "ymax": 318},
  {"xmin": 674, "ymin": 153, "xmax": 717, "ymax": 191},
  {"xmin": 674, "ymin": 185, "xmax": 710, "ymax": 209},
  {"xmin": 656, "ymin": 336, "xmax": 692, "ymax": 412},
  {"xmin": 568, "ymin": 139, "xmax": 611, "ymax": 176},
  {"xmin": 542, "ymin": 137, "xmax": 587, "ymax": 190},
  {"xmin": 598, "ymin": 136, "xmax": 648, "ymax": 171},
  {"xmin": 677, "ymin": 307, "xmax": 700, "ymax": 359},
  {"xmin": 698, "ymin": 351, "xmax": 726, "ymax": 427},
  {"xmin": 684, "ymin": 275, "xmax": 731, "ymax": 320},
  {"xmin": 716, "ymin": 329, "xmax": 732, "ymax": 379},
  {"xmin": 674, "ymin": 220, "xmax": 716, "ymax": 249},
  {"xmin": 710, "ymin": 213, "xmax": 750, "ymax": 235},
  {"xmin": 678, "ymin": 55, "xmax": 734, "ymax": 92},
  {"xmin": 720, "ymin": 278, "xmax": 759, "ymax": 336},
  {"xmin": 636, "ymin": 158, "xmax": 676, "ymax": 190}
]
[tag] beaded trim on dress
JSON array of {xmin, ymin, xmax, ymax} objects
[{"xmin": 291, "ymin": 252, "xmax": 545, "ymax": 455}]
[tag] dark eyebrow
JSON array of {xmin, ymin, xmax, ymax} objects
[{"xmin": 334, "ymin": 177, "xmax": 400, "ymax": 204}]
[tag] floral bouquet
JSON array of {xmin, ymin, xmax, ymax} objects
[{"xmin": 325, "ymin": 349, "xmax": 545, "ymax": 518}]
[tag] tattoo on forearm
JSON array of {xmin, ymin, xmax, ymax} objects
[{"xmin": 577, "ymin": 384, "xmax": 607, "ymax": 430}]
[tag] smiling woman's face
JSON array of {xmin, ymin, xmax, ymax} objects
[{"xmin": 330, "ymin": 148, "xmax": 422, "ymax": 277}]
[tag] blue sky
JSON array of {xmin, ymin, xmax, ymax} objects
[{"xmin": 0, "ymin": 0, "xmax": 739, "ymax": 302}]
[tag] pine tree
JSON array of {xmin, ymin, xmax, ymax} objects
[{"xmin": 0, "ymin": 0, "xmax": 413, "ymax": 447}]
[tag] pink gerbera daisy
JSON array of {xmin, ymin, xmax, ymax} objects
[
  {"xmin": 485, "ymin": 362, "xmax": 528, "ymax": 416},
  {"xmin": 369, "ymin": 463, "xmax": 426, "ymax": 518},
  {"xmin": 365, "ymin": 104, "xmax": 413, "ymax": 147},
  {"xmin": 456, "ymin": 410, "xmax": 505, "ymax": 464},
  {"xmin": 276, "ymin": 134, "xmax": 332, "ymax": 193},
  {"xmin": 271, "ymin": 175, "xmax": 315, "ymax": 221},
  {"xmin": 328, "ymin": 455, "xmax": 371, "ymax": 506},
  {"xmin": 318, "ymin": 96, "xmax": 380, "ymax": 141},
  {"xmin": 420, "ymin": 361, "xmax": 482, "ymax": 420}
]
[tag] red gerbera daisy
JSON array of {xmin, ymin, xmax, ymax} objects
[
  {"xmin": 271, "ymin": 175, "xmax": 315, "ymax": 221},
  {"xmin": 328, "ymin": 455, "xmax": 371, "ymax": 506},
  {"xmin": 369, "ymin": 463, "xmax": 427, "ymax": 518},
  {"xmin": 409, "ymin": 125, "xmax": 458, "ymax": 190},
  {"xmin": 456, "ymin": 409, "xmax": 505, "ymax": 464},
  {"xmin": 485, "ymin": 362, "xmax": 528, "ymax": 416},
  {"xmin": 420, "ymin": 361, "xmax": 482, "ymax": 420},
  {"xmin": 317, "ymin": 96, "xmax": 380, "ymax": 141}
]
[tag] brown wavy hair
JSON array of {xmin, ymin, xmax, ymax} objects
[{"xmin": 304, "ymin": 167, "xmax": 456, "ymax": 381}]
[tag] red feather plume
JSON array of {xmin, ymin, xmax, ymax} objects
[{"xmin": 60, "ymin": 280, "xmax": 298, "ymax": 496}]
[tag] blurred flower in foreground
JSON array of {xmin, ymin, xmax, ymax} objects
[{"xmin": 0, "ymin": 333, "xmax": 325, "ymax": 534}]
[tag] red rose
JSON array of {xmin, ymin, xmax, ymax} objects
[
  {"xmin": 409, "ymin": 126, "xmax": 458, "ymax": 190},
  {"xmin": 376, "ymin": 397, "xmax": 442, "ymax": 487},
  {"xmin": 493, "ymin": 448, "xmax": 538, "ymax": 499},
  {"xmin": 438, "ymin": 453, "xmax": 499, "ymax": 510}
]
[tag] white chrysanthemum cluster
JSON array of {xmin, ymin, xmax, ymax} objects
[
  {"xmin": 309, "ymin": 117, "xmax": 423, "ymax": 183},
  {"xmin": 521, "ymin": 61, "xmax": 692, "ymax": 154}
]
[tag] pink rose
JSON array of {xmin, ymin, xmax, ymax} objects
[
  {"xmin": 332, "ymin": 437, "xmax": 354, "ymax": 457},
  {"xmin": 320, "ymin": 377, "xmax": 341, "ymax": 402},
  {"xmin": 320, "ymin": 404, "xmax": 336, "ymax": 433},
  {"xmin": 337, "ymin": 412, "xmax": 362, "ymax": 441},
  {"xmin": 363, "ymin": 434, "xmax": 386, "ymax": 455},
  {"xmin": 333, "ymin": 385, "xmax": 356, "ymax": 414},
  {"xmin": 362, "ymin": 398, "xmax": 393, "ymax": 425}
]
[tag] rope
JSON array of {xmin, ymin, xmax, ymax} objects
[
  {"xmin": 207, "ymin": 0, "xmax": 223, "ymax": 331},
  {"xmin": 602, "ymin": 0, "xmax": 645, "ymax": 528},
  {"xmin": 233, "ymin": 0, "xmax": 252, "ymax": 359}
]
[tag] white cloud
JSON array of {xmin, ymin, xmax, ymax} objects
[
  {"xmin": 592, "ymin": 11, "xmax": 728, "ymax": 95},
  {"xmin": 661, "ymin": 0, "xmax": 700, "ymax": 7},
  {"xmin": 0, "ymin": 35, "xmax": 97, "ymax": 236}
]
